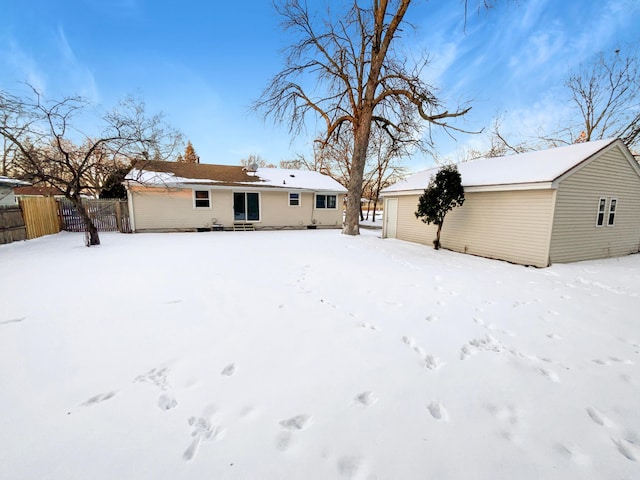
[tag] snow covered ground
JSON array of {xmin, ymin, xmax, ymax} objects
[{"xmin": 1, "ymin": 229, "xmax": 639, "ymax": 480}]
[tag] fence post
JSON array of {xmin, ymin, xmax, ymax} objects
[{"xmin": 115, "ymin": 200, "xmax": 123, "ymax": 232}]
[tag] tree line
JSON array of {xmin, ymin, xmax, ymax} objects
[{"xmin": 2, "ymin": 1, "xmax": 638, "ymax": 246}]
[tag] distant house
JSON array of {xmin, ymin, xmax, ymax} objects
[
  {"xmin": 124, "ymin": 161, "xmax": 347, "ymax": 232},
  {"xmin": 13, "ymin": 185, "xmax": 66, "ymax": 199},
  {"xmin": 0, "ymin": 176, "xmax": 30, "ymax": 207},
  {"xmin": 381, "ymin": 138, "xmax": 640, "ymax": 267}
]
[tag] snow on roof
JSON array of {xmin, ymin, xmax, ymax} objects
[
  {"xmin": 0, "ymin": 176, "xmax": 30, "ymax": 187},
  {"xmin": 127, "ymin": 161, "xmax": 347, "ymax": 193},
  {"xmin": 383, "ymin": 138, "xmax": 618, "ymax": 193},
  {"xmin": 254, "ymin": 167, "xmax": 347, "ymax": 192}
]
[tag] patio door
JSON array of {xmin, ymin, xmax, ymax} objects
[{"xmin": 234, "ymin": 192, "xmax": 260, "ymax": 221}]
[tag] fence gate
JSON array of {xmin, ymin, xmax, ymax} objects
[{"xmin": 58, "ymin": 199, "xmax": 132, "ymax": 233}]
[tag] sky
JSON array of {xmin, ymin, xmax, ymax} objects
[{"xmin": 1, "ymin": 0, "xmax": 639, "ymax": 172}]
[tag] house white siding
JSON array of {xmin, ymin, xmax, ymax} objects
[
  {"xmin": 129, "ymin": 186, "xmax": 344, "ymax": 231},
  {"xmin": 391, "ymin": 189, "xmax": 556, "ymax": 267},
  {"xmin": 129, "ymin": 187, "xmax": 232, "ymax": 231},
  {"xmin": 550, "ymin": 147, "xmax": 640, "ymax": 263}
]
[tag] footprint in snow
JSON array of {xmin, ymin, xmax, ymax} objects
[
  {"xmin": 279, "ymin": 414, "xmax": 312, "ymax": 431},
  {"xmin": 612, "ymin": 438, "xmax": 638, "ymax": 462},
  {"xmin": 401, "ymin": 336, "xmax": 415, "ymax": 347},
  {"xmin": 556, "ymin": 443, "xmax": 591, "ymax": 466},
  {"xmin": 158, "ymin": 393, "xmax": 178, "ymax": 411},
  {"xmin": 82, "ymin": 391, "xmax": 117, "ymax": 406},
  {"xmin": 586, "ymin": 407, "xmax": 610, "ymax": 427},
  {"xmin": 221, "ymin": 363, "xmax": 236, "ymax": 376},
  {"xmin": 427, "ymin": 401, "xmax": 449, "ymax": 422},
  {"xmin": 275, "ymin": 432, "xmax": 293, "ymax": 451},
  {"xmin": 353, "ymin": 391, "xmax": 376, "ymax": 406},
  {"xmin": 134, "ymin": 366, "xmax": 171, "ymax": 390},
  {"xmin": 337, "ymin": 456, "xmax": 364, "ymax": 478},
  {"xmin": 538, "ymin": 367, "xmax": 560, "ymax": 383},
  {"xmin": 183, "ymin": 415, "xmax": 225, "ymax": 461},
  {"xmin": 0, "ymin": 317, "xmax": 26, "ymax": 325},
  {"xmin": 359, "ymin": 322, "xmax": 379, "ymax": 331},
  {"xmin": 424, "ymin": 354, "xmax": 444, "ymax": 370},
  {"xmin": 276, "ymin": 414, "xmax": 312, "ymax": 452}
]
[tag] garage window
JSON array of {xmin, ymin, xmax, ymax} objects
[{"xmin": 607, "ymin": 198, "xmax": 617, "ymax": 226}]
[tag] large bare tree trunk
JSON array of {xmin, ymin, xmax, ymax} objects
[
  {"xmin": 343, "ymin": 119, "xmax": 372, "ymax": 235},
  {"xmin": 71, "ymin": 196, "xmax": 100, "ymax": 246}
]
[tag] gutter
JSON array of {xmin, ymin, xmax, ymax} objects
[{"xmin": 381, "ymin": 181, "xmax": 556, "ymax": 197}]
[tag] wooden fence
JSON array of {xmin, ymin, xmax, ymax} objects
[
  {"xmin": 0, "ymin": 198, "xmax": 131, "ymax": 246},
  {"xmin": 0, "ymin": 205, "xmax": 27, "ymax": 245},
  {"xmin": 19, "ymin": 197, "xmax": 61, "ymax": 240},
  {"xmin": 59, "ymin": 199, "xmax": 131, "ymax": 233}
]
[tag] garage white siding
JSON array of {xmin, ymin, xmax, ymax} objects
[
  {"xmin": 550, "ymin": 146, "xmax": 640, "ymax": 263},
  {"xmin": 391, "ymin": 190, "xmax": 556, "ymax": 267}
]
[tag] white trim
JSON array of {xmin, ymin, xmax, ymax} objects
[
  {"xmin": 381, "ymin": 182, "xmax": 555, "ymax": 197},
  {"xmin": 543, "ymin": 189, "xmax": 558, "ymax": 267},
  {"xmin": 288, "ymin": 192, "xmax": 301, "ymax": 207},
  {"xmin": 126, "ymin": 186, "xmax": 136, "ymax": 232},
  {"xmin": 607, "ymin": 197, "xmax": 617, "ymax": 227},
  {"xmin": 596, "ymin": 197, "xmax": 607, "ymax": 227},
  {"xmin": 193, "ymin": 189, "xmax": 211, "ymax": 209},
  {"xmin": 314, "ymin": 193, "xmax": 338, "ymax": 209},
  {"xmin": 233, "ymin": 191, "xmax": 261, "ymax": 222}
]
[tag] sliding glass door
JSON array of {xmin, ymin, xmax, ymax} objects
[{"xmin": 234, "ymin": 192, "xmax": 260, "ymax": 221}]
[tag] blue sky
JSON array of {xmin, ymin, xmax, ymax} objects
[{"xmin": 1, "ymin": 0, "xmax": 639, "ymax": 172}]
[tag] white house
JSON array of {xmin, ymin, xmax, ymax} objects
[{"xmin": 125, "ymin": 161, "xmax": 347, "ymax": 232}]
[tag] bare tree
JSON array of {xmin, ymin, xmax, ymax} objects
[
  {"xmin": 0, "ymin": 107, "xmax": 28, "ymax": 176},
  {"xmin": 240, "ymin": 153, "xmax": 275, "ymax": 168},
  {"xmin": 312, "ymin": 126, "xmax": 406, "ymax": 222},
  {"xmin": 456, "ymin": 115, "xmax": 541, "ymax": 162},
  {"xmin": 0, "ymin": 87, "xmax": 182, "ymax": 245},
  {"xmin": 365, "ymin": 132, "xmax": 406, "ymax": 222},
  {"xmin": 471, "ymin": 50, "xmax": 640, "ymax": 160},
  {"xmin": 565, "ymin": 50, "xmax": 640, "ymax": 152},
  {"xmin": 255, "ymin": 0, "xmax": 480, "ymax": 235}
]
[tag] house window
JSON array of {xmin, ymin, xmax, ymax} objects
[
  {"xmin": 316, "ymin": 194, "xmax": 337, "ymax": 209},
  {"xmin": 234, "ymin": 192, "xmax": 260, "ymax": 221},
  {"xmin": 596, "ymin": 197, "xmax": 606, "ymax": 226},
  {"xmin": 194, "ymin": 190, "xmax": 210, "ymax": 208},
  {"xmin": 608, "ymin": 198, "xmax": 617, "ymax": 226},
  {"xmin": 289, "ymin": 192, "xmax": 300, "ymax": 206}
]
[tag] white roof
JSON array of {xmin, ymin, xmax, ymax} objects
[
  {"xmin": 383, "ymin": 138, "xmax": 619, "ymax": 193},
  {"xmin": 253, "ymin": 168, "xmax": 347, "ymax": 192},
  {"xmin": 0, "ymin": 176, "xmax": 30, "ymax": 187}
]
